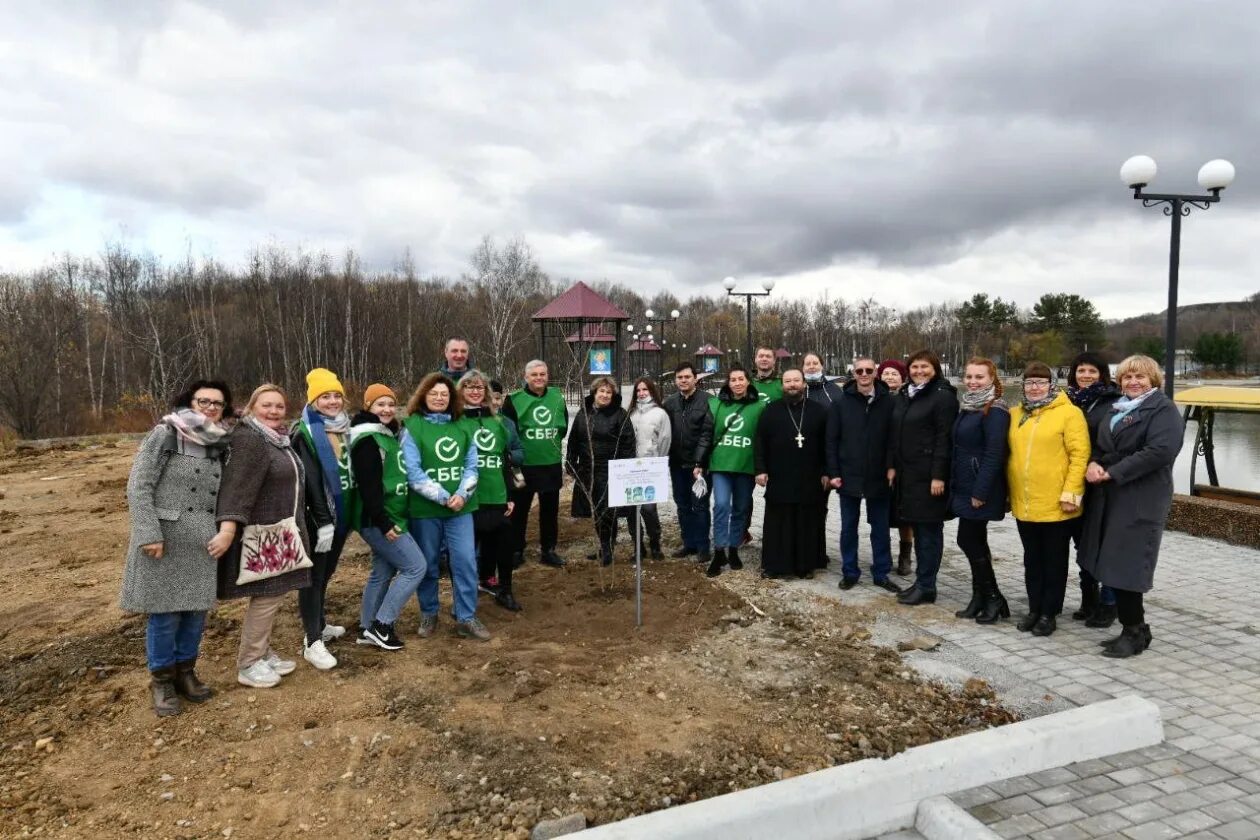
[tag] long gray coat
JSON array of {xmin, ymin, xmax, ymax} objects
[
  {"xmin": 1077, "ymin": 389, "xmax": 1184, "ymax": 593},
  {"xmin": 120, "ymin": 426, "xmax": 225, "ymax": 614},
  {"xmin": 215, "ymin": 423, "xmax": 313, "ymax": 600}
]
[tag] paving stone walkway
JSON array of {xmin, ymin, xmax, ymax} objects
[{"xmin": 764, "ymin": 495, "xmax": 1260, "ymax": 840}]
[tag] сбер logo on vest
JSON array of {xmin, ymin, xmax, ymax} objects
[
  {"xmin": 531, "ymin": 405, "xmax": 552, "ymax": 425},
  {"xmin": 435, "ymin": 436, "xmax": 461, "ymax": 462},
  {"xmin": 473, "ymin": 428, "xmax": 496, "ymax": 450},
  {"xmin": 726, "ymin": 413, "xmax": 745, "ymax": 433}
]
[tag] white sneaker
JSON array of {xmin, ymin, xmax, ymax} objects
[
  {"xmin": 262, "ymin": 650, "xmax": 297, "ymax": 676},
  {"xmin": 302, "ymin": 639, "xmax": 338, "ymax": 671},
  {"xmin": 237, "ymin": 660, "xmax": 280, "ymax": 688},
  {"xmin": 320, "ymin": 624, "xmax": 346, "ymax": 642}
]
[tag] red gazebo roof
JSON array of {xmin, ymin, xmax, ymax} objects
[
  {"xmin": 629, "ymin": 338, "xmax": 661, "ymax": 352},
  {"xmin": 565, "ymin": 325, "xmax": 619, "ymax": 343},
  {"xmin": 694, "ymin": 344, "xmax": 724, "ymax": 356},
  {"xmin": 532, "ymin": 281, "xmax": 629, "ymax": 321}
]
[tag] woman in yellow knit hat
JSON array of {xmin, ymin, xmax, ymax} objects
[
  {"xmin": 291, "ymin": 367, "xmax": 356, "ymax": 670},
  {"xmin": 1007, "ymin": 361, "xmax": 1089, "ymax": 638}
]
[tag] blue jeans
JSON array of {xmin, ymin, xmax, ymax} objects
[
  {"xmin": 146, "ymin": 611, "xmax": 207, "ymax": 671},
  {"xmin": 839, "ymin": 495, "xmax": 893, "ymax": 582},
  {"xmin": 912, "ymin": 522, "xmax": 945, "ymax": 591},
  {"xmin": 359, "ymin": 527, "xmax": 427, "ymax": 627},
  {"xmin": 711, "ymin": 472, "xmax": 754, "ymax": 549},
  {"xmin": 671, "ymin": 467, "xmax": 711, "ymax": 553},
  {"xmin": 409, "ymin": 515, "xmax": 477, "ymax": 622}
]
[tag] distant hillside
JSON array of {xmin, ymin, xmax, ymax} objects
[{"xmin": 1106, "ymin": 295, "xmax": 1260, "ymax": 357}]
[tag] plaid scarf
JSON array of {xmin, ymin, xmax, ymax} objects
[
  {"xmin": 163, "ymin": 408, "xmax": 227, "ymax": 448},
  {"xmin": 246, "ymin": 414, "xmax": 292, "ymax": 448}
]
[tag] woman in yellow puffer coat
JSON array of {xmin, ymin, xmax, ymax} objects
[{"xmin": 1007, "ymin": 361, "xmax": 1089, "ymax": 639}]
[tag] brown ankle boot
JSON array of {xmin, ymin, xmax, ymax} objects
[
  {"xmin": 173, "ymin": 660, "xmax": 214, "ymax": 703},
  {"xmin": 150, "ymin": 667, "xmax": 182, "ymax": 717},
  {"xmin": 896, "ymin": 540, "xmax": 913, "ymax": 577}
]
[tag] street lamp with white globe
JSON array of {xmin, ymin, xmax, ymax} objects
[{"xmin": 1120, "ymin": 155, "xmax": 1236, "ymax": 396}]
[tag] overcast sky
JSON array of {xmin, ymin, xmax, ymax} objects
[{"xmin": 2, "ymin": 1, "xmax": 1257, "ymax": 318}]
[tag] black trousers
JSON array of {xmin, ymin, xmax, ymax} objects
[
  {"xmin": 298, "ymin": 527, "xmax": 348, "ymax": 645},
  {"xmin": 620, "ymin": 504, "xmax": 662, "ymax": 550},
  {"xmin": 1016, "ymin": 519, "xmax": 1073, "ymax": 617},
  {"xmin": 1114, "ymin": 589, "xmax": 1145, "ymax": 626},
  {"xmin": 955, "ymin": 517, "xmax": 991, "ymax": 563},
  {"xmin": 510, "ymin": 487, "xmax": 559, "ymax": 552},
  {"xmin": 475, "ymin": 505, "xmax": 514, "ymax": 591},
  {"xmin": 596, "ymin": 508, "xmax": 620, "ymax": 553}
]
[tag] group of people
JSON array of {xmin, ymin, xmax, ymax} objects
[
  {"xmin": 121, "ymin": 333, "xmax": 1182, "ymax": 719},
  {"xmin": 651, "ymin": 346, "xmax": 1181, "ymax": 662}
]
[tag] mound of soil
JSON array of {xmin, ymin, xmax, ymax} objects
[{"xmin": 0, "ymin": 443, "xmax": 1015, "ymax": 839}]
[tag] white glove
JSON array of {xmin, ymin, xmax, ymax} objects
[
  {"xmin": 691, "ymin": 475, "xmax": 708, "ymax": 499},
  {"xmin": 315, "ymin": 524, "xmax": 335, "ymax": 554}
]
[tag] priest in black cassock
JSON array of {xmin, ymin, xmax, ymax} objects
[{"xmin": 755, "ymin": 369, "xmax": 831, "ymax": 579}]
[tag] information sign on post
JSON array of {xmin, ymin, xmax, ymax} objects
[{"xmin": 607, "ymin": 457, "xmax": 671, "ymax": 627}]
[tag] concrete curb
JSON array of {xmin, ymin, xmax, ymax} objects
[
  {"xmin": 569, "ymin": 694, "xmax": 1163, "ymax": 840},
  {"xmin": 915, "ymin": 796, "xmax": 1001, "ymax": 840}
]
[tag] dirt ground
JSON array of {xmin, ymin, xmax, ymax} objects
[{"xmin": 0, "ymin": 441, "xmax": 1016, "ymax": 839}]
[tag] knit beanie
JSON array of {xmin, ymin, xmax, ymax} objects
[
  {"xmin": 363, "ymin": 383, "xmax": 396, "ymax": 408},
  {"xmin": 306, "ymin": 368, "xmax": 345, "ymax": 404},
  {"xmin": 877, "ymin": 359, "xmax": 908, "ymax": 381}
]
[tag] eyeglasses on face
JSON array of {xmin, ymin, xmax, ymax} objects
[
  {"xmin": 853, "ymin": 368, "xmax": 875, "ymax": 375},
  {"xmin": 1022, "ymin": 379, "xmax": 1051, "ymax": 388},
  {"xmin": 463, "ymin": 385, "xmax": 486, "ymax": 391},
  {"xmin": 194, "ymin": 398, "xmax": 226, "ymax": 409}
]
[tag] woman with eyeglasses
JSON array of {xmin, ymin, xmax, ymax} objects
[
  {"xmin": 1007, "ymin": 362, "xmax": 1090, "ymax": 638},
  {"xmin": 887, "ymin": 350, "xmax": 958, "ymax": 606},
  {"xmin": 458, "ymin": 371, "xmax": 526, "ymax": 612},
  {"xmin": 122, "ymin": 380, "xmax": 233, "ymax": 716},
  {"xmin": 1078, "ymin": 355, "xmax": 1183, "ymax": 658},
  {"xmin": 878, "ymin": 359, "xmax": 915, "ymax": 577}
]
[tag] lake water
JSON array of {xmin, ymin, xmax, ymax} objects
[{"xmin": 1175, "ymin": 410, "xmax": 1260, "ymax": 494}]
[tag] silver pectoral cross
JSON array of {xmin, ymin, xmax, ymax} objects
[{"xmin": 795, "ymin": 433, "xmax": 804, "ymax": 448}]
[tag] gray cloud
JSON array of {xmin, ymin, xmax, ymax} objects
[{"xmin": 0, "ymin": 1, "xmax": 1257, "ymax": 315}]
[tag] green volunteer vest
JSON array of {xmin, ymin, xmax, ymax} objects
[
  {"xmin": 348, "ymin": 423, "xmax": 409, "ymax": 531},
  {"xmin": 403, "ymin": 415, "xmax": 479, "ymax": 519},
  {"xmin": 510, "ymin": 387, "xmax": 566, "ymax": 466},
  {"xmin": 708, "ymin": 396, "xmax": 766, "ymax": 475},
  {"xmin": 296, "ymin": 417, "xmax": 356, "ymax": 528},
  {"xmin": 754, "ymin": 376, "xmax": 783, "ymax": 404},
  {"xmin": 460, "ymin": 414, "xmax": 509, "ymax": 506}
]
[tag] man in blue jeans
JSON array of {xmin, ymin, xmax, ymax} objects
[
  {"xmin": 825, "ymin": 357, "xmax": 901, "ymax": 593},
  {"xmin": 663, "ymin": 362, "xmax": 714, "ymax": 563}
]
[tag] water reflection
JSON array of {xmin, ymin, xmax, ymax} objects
[{"xmin": 1175, "ymin": 411, "xmax": 1260, "ymax": 494}]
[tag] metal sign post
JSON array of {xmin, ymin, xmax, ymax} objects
[{"xmin": 607, "ymin": 456, "xmax": 671, "ymax": 629}]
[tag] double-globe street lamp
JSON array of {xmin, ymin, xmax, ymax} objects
[
  {"xmin": 1120, "ymin": 155, "xmax": 1236, "ymax": 396},
  {"xmin": 723, "ymin": 276, "xmax": 776, "ymax": 367}
]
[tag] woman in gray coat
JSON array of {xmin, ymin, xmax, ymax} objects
[
  {"xmin": 1078, "ymin": 355, "xmax": 1184, "ymax": 659},
  {"xmin": 212, "ymin": 384, "xmax": 314, "ymax": 688},
  {"xmin": 121, "ymin": 380, "xmax": 232, "ymax": 717}
]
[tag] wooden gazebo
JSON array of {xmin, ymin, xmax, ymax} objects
[{"xmin": 532, "ymin": 282, "xmax": 629, "ymax": 397}]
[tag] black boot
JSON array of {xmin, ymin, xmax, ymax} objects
[
  {"xmin": 511, "ymin": 550, "xmax": 524, "ymax": 570},
  {"xmin": 974, "ymin": 565, "xmax": 1010, "ymax": 624},
  {"xmin": 1017, "ymin": 613, "xmax": 1041, "ymax": 632},
  {"xmin": 1102, "ymin": 624, "xmax": 1150, "ymax": 658},
  {"xmin": 896, "ymin": 540, "xmax": 913, "ymax": 577},
  {"xmin": 600, "ymin": 545, "xmax": 614, "ymax": 567},
  {"xmin": 495, "ymin": 587, "xmax": 523, "ymax": 612},
  {"xmin": 896, "ymin": 585, "xmax": 936, "ymax": 606},
  {"xmin": 706, "ymin": 548, "xmax": 727, "ymax": 578},
  {"xmin": 173, "ymin": 660, "xmax": 214, "ymax": 703},
  {"xmin": 540, "ymin": 549, "xmax": 565, "ymax": 568},
  {"xmin": 1085, "ymin": 603, "xmax": 1117, "ymax": 629},
  {"xmin": 727, "ymin": 547, "xmax": 743, "ymax": 570},
  {"xmin": 650, "ymin": 541, "xmax": 664, "ymax": 561},
  {"xmin": 1031, "ymin": 615, "xmax": 1057, "ymax": 637},
  {"xmin": 150, "ymin": 667, "xmax": 182, "ymax": 717},
  {"xmin": 1072, "ymin": 579, "xmax": 1099, "ymax": 621},
  {"xmin": 954, "ymin": 559, "xmax": 984, "ymax": 619}
]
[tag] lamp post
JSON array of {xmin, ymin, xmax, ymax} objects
[
  {"xmin": 723, "ymin": 276, "xmax": 776, "ymax": 366},
  {"xmin": 1120, "ymin": 155, "xmax": 1236, "ymax": 396}
]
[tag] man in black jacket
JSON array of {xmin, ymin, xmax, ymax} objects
[
  {"xmin": 662, "ymin": 362, "xmax": 714, "ymax": 561},
  {"xmin": 826, "ymin": 357, "xmax": 900, "ymax": 593}
]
